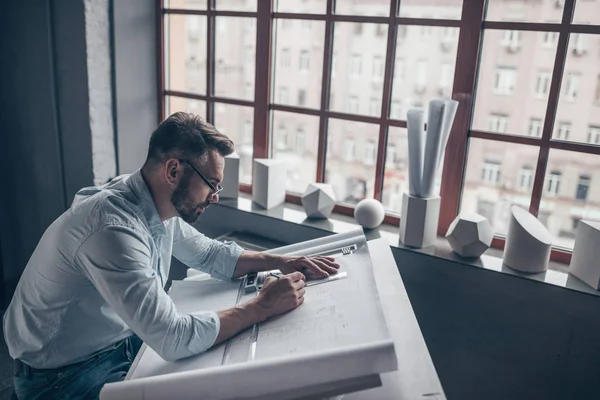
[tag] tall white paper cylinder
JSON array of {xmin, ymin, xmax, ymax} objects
[
  {"xmin": 407, "ymin": 109, "xmax": 425, "ymax": 197},
  {"xmin": 421, "ymin": 100, "xmax": 446, "ymax": 198}
]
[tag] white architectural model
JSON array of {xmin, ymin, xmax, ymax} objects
[
  {"xmin": 446, "ymin": 213, "xmax": 493, "ymax": 258},
  {"xmin": 503, "ymin": 206, "xmax": 552, "ymax": 273},
  {"xmin": 219, "ymin": 153, "xmax": 239, "ymax": 199},
  {"xmin": 399, "ymin": 194, "xmax": 440, "ymax": 248},
  {"xmin": 301, "ymin": 183, "xmax": 336, "ymax": 219},
  {"xmin": 568, "ymin": 220, "xmax": 600, "ymax": 290},
  {"xmin": 354, "ymin": 199, "xmax": 385, "ymax": 229},
  {"xmin": 252, "ymin": 158, "xmax": 286, "ymax": 209}
]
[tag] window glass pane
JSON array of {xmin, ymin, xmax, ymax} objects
[
  {"xmin": 329, "ymin": 22, "xmax": 388, "ymax": 116},
  {"xmin": 390, "ymin": 26, "xmax": 459, "ymax": 121},
  {"xmin": 398, "ymin": 0, "xmax": 462, "ymax": 19},
  {"xmin": 335, "ymin": 0, "xmax": 390, "ymax": 16},
  {"xmin": 573, "ymin": 0, "xmax": 600, "ymax": 25},
  {"xmin": 271, "ymin": 111, "xmax": 319, "ymax": 194},
  {"xmin": 212, "ymin": 103, "xmax": 254, "ymax": 184},
  {"xmin": 275, "ymin": 0, "xmax": 326, "ymax": 13},
  {"xmin": 540, "ymin": 150, "xmax": 600, "ymax": 250},
  {"xmin": 215, "ymin": 0, "xmax": 256, "ymax": 12},
  {"xmin": 165, "ymin": 0, "xmax": 206, "ymax": 9},
  {"xmin": 485, "ymin": 0, "xmax": 562, "ymax": 23},
  {"xmin": 325, "ymin": 119, "xmax": 379, "ymax": 205},
  {"xmin": 472, "ymin": 30, "xmax": 558, "ymax": 136},
  {"xmin": 166, "ymin": 15, "xmax": 207, "ymax": 95},
  {"xmin": 214, "ymin": 17, "xmax": 256, "ymax": 100},
  {"xmin": 165, "ymin": 96, "xmax": 206, "ymax": 116},
  {"xmin": 461, "ymin": 139, "xmax": 538, "ymax": 236},
  {"xmin": 382, "ymin": 128, "xmax": 408, "ymax": 213},
  {"xmin": 272, "ymin": 19, "xmax": 325, "ymax": 109},
  {"xmin": 553, "ymin": 34, "xmax": 600, "ymax": 143}
]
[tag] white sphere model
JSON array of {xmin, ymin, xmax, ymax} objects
[{"xmin": 354, "ymin": 199, "xmax": 385, "ymax": 229}]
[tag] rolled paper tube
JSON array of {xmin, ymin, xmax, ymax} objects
[
  {"xmin": 440, "ymin": 99, "xmax": 459, "ymax": 156},
  {"xmin": 406, "ymin": 109, "xmax": 425, "ymax": 197},
  {"xmin": 421, "ymin": 99, "xmax": 446, "ymax": 199}
]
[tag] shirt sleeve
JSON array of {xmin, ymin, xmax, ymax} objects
[
  {"xmin": 76, "ymin": 224, "xmax": 220, "ymax": 362},
  {"xmin": 170, "ymin": 217, "xmax": 244, "ymax": 281}
]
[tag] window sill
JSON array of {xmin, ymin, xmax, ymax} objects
[{"xmin": 211, "ymin": 194, "xmax": 600, "ymax": 299}]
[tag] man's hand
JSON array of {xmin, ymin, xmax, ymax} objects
[
  {"xmin": 250, "ymin": 272, "xmax": 306, "ymax": 320},
  {"xmin": 278, "ymin": 256, "xmax": 340, "ymax": 279}
]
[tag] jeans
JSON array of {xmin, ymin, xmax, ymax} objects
[{"xmin": 13, "ymin": 336, "xmax": 143, "ymax": 400}]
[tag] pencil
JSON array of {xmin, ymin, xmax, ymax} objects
[{"xmin": 269, "ymin": 272, "xmax": 282, "ymax": 279}]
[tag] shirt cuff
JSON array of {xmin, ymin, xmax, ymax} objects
[
  {"xmin": 209, "ymin": 241, "xmax": 244, "ymax": 281},
  {"xmin": 189, "ymin": 311, "xmax": 221, "ymax": 351}
]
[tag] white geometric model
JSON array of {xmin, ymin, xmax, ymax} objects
[
  {"xmin": 252, "ymin": 158, "xmax": 286, "ymax": 209},
  {"xmin": 568, "ymin": 220, "xmax": 600, "ymax": 289},
  {"xmin": 301, "ymin": 183, "xmax": 336, "ymax": 219},
  {"xmin": 354, "ymin": 199, "xmax": 385, "ymax": 229},
  {"xmin": 445, "ymin": 213, "xmax": 493, "ymax": 258},
  {"xmin": 399, "ymin": 193, "xmax": 440, "ymax": 248},
  {"xmin": 503, "ymin": 206, "xmax": 552, "ymax": 273},
  {"xmin": 218, "ymin": 153, "xmax": 239, "ymax": 199}
]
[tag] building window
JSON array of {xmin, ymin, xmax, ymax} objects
[
  {"xmin": 296, "ymin": 128, "xmax": 305, "ymax": 150},
  {"xmin": 375, "ymin": 24, "xmax": 386, "ymax": 37},
  {"xmin": 482, "ymin": 160, "xmax": 501, "ymax": 185},
  {"xmin": 278, "ymin": 87, "xmax": 289, "ymax": 104},
  {"xmin": 564, "ymin": 72, "xmax": 579, "ymax": 101},
  {"xmin": 245, "ymin": 47, "xmax": 254, "ymax": 66},
  {"xmin": 369, "ymin": 98, "xmax": 379, "ymax": 116},
  {"xmin": 572, "ymin": 33, "xmax": 587, "ymax": 56},
  {"xmin": 277, "ymin": 125, "xmax": 287, "ymax": 149},
  {"xmin": 243, "ymin": 121, "xmax": 252, "ymax": 143},
  {"xmin": 347, "ymin": 96, "xmax": 359, "ymax": 114},
  {"xmin": 542, "ymin": 31, "xmax": 558, "ymax": 48},
  {"xmin": 390, "ymin": 100, "xmax": 401, "ymax": 119},
  {"xmin": 297, "ymin": 89, "xmax": 306, "ymax": 107},
  {"xmin": 386, "ymin": 144, "xmax": 396, "ymax": 166},
  {"xmin": 535, "ymin": 71, "xmax": 551, "ymax": 97},
  {"xmin": 529, "ymin": 118, "xmax": 542, "ymax": 137},
  {"xmin": 587, "ymin": 126, "xmax": 600, "ymax": 144},
  {"xmin": 280, "ymin": 48, "xmax": 291, "ymax": 68},
  {"xmin": 518, "ymin": 166, "xmax": 534, "ymax": 190},
  {"xmin": 364, "ymin": 141, "xmax": 376, "ymax": 165},
  {"xmin": 354, "ymin": 23, "xmax": 363, "ymax": 35},
  {"xmin": 546, "ymin": 171, "xmax": 561, "ymax": 195},
  {"xmin": 343, "ymin": 139, "xmax": 355, "ymax": 161},
  {"xmin": 299, "ymin": 50, "xmax": 310, "ymax": 72},
  {"xmin": 440, "ymin": 63, "xmax": 453, "ymax": 89},
  {"xmin": 502, "ymin": 30, "xmax": 520, "ymax": 50},
  {"xmin": 576, "ymin": 175, "xmax": 591, "ymax": 201},
  {"xmin": 493, "ymin": 67, "xmax": 516, "ymax": 95},
  {"xmin": 489, "ymin": 114, "xmax": 508, "ymax": 133},
  {"xmin": 281, "ymin": 19, "xmax": 292, "ymax": 30},
  {"xmin": 372, "ymin": 56, "xmax": 384, "ymax": 80},
  {"xmin": 350, "ymin": 54, "xmax": 362, "ymax": 77},
  {"xmin": 555, "ymin": 122, "xmax": 570, "ymax": 141}
]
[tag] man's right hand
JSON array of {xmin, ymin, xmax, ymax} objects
[{"xmin": 252, "ymin": 272, "xmax": 306, "ymax": 320}]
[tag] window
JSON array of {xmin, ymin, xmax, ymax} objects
[
  {"xmin": 572, "ymin": 33, "xmax": 587, "ymax": 55},
  {"xmin": 386, "ymin": 144, "xmax": 396, "ymax": 166},
  {"xmin": 502, "ymin": 30, "xmax": 520, "ymax": 50},
  {"xmin": 354, "ymin": 23, "xmax": 363, "ymax": 35},
  {"xmin": 296, "ymin": 128, "xmax": 305, "ymax": 150},
  {"xmin": 278, "ymin": 87, "xmax": 289, "ymax": 104},
  {"xmin": 349, "ymin": 54, "xmax": 362, "ymax": 77},
  {"xmin": 364, "ymin": 141, "xmax": 376, "ymax": 165},
  {"xmin": 542, "ymin": 31, "xmax": 558, "ymax": 47},
  {"xmin": 489, "ymin": 114, "xmax": 508, "ymax": 133},
  {"xmin": 281, "ymin": 19, "xmax": 292, "ymax": 30},
  {"xmin": 369, "ymin": 98, "xmax": 379, "ymax": 116},
  {"xmin": 277, "ymin": 126, "xmax": 287, "ymax": 149},
  {"xmin": 482, "ymin": 161, "xmax": 501, "ymax": 185},
  {"xmin": 375, "ymin": 24, "xmax": 386, "ymax": 37},
  {"xmin": 546, "ymin": 171, "xmax": 561, "ymax": 195},
  {"xmin": 555, "ymin": 122, "xmax": 571, "ymax": 141},
  {"xmin": 297, "ymin": 89, "xmax": 307, "ymax": 107},
  {"xmin": 245, "ymin": 47, "xmax": 254, "ymax": 66},
  {"xmin": 535, "ymin": 71, "xmax": 551, "ymax": 97},
  {"xmin": 493, "ymin": 67, "xmax": 516, "ymax": 95},
  {"xmin": 372, "ymin": 56, "xmax": 384, "ymax": 80},
  {"xmin": 343, "ymin": 139, "xmax": 355, "ymax": 161},
  {"xmin": 518, "ymin": 167, "xmax": 534, "ymax": 190},
  {"xmin": 299, "ymin": 50, "xmax": 310, "ymax": 72},
  {"xmin": 588, "ymin": 126, "xmax": 600, "ymax": 144},
  {"xmin": 347, "ymin": 96, "xmax": 359, "ymax": 114},
  {"xmin": 576, "ymin": 175, "xmax": 590, "ymax": 201},
  {"xmin": 529, "ymin": 118, "xmax": 542, "ymax": 137},
  {"xmin": 280, "ymin": 49, "xmax": 291, "ymax": 68},
  {"xmin": 564, "ymin": 72, "xmax": 579, "ymax": 101},
  {"xmin": 440, "ymin": 63, "xmax": 453, "ymax": 89}
]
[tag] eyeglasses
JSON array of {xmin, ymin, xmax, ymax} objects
[{"xmin": 181, "ymin": 160, "xmax": 224, "ymax": 196}]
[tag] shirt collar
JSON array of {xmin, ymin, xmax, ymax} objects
[{"xmin": 128, "ymin": 169, "xmax": 167, "ymax": 238}]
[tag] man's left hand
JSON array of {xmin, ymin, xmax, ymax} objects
[{"xmin": 278, "ymin": 256, "xmax": 340, "ymax": 279}]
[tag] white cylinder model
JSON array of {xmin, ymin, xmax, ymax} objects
[{"xmin": 503, "ymin": 206, "xmax": 552, "ymax": 273}]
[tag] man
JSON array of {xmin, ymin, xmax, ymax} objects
[{"xmin": 3, "ymin": 112, "xmax": 339, "ymax": 399}]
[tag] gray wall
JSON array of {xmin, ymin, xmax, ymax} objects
[{"xmin": 196, "ymin": 203, "xmax": 600, "ymax": 400}]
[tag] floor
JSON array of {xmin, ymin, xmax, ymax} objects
[{"xmin": 0, "ymin": 310, "xmax": 14, "ymax": 400}]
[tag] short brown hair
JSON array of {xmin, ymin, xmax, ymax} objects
[{"xmin": 146, "ymin": 112, "xmax": 234, "ymax": 164}]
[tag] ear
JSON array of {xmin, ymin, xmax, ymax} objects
[{"xmin": 165, "ymin": 159, "xmax": 182, "ymax": 186}]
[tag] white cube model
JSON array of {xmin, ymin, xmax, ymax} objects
[
  {"xmin": 569, "ymin": 220, "xmax": 600, "ymax": 289},
  {"xmin": 301, "ymin": 183, "xmax": 336, "ymax": 219},
  {"xmin": 219, "ymin": 153, "xmax": 240, "ymax": 199},
  {"xmin": 398, "ymin": 193, "xmax": 441, "ymax": 248},
  {"xmin": 252, "ymin": 158, "xmax": 286, "ymax": 209},
  {"xmin": 446, "ymin": 213, "xmax": 493, "ymax": 258},
  {"xmin": 503, "ymin": 206, "xmax": 552, "ymax": 273}
]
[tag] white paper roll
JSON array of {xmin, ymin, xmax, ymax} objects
[
  {"xmin": 421, "ymin": 99, "xmax": 446, "ymax": 198},
  {"xmin": 406, "ymin": 109, "xmax": 425, "ymax": 197}
]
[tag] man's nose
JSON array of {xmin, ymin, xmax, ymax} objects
[{"xmin": 209, "ymin": 193, "xmax": 219, "ymax": 203}]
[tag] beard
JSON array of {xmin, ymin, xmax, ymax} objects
[{"xmin": 171, "ymin": 170, "xmax": 208, "ymax": 223}]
